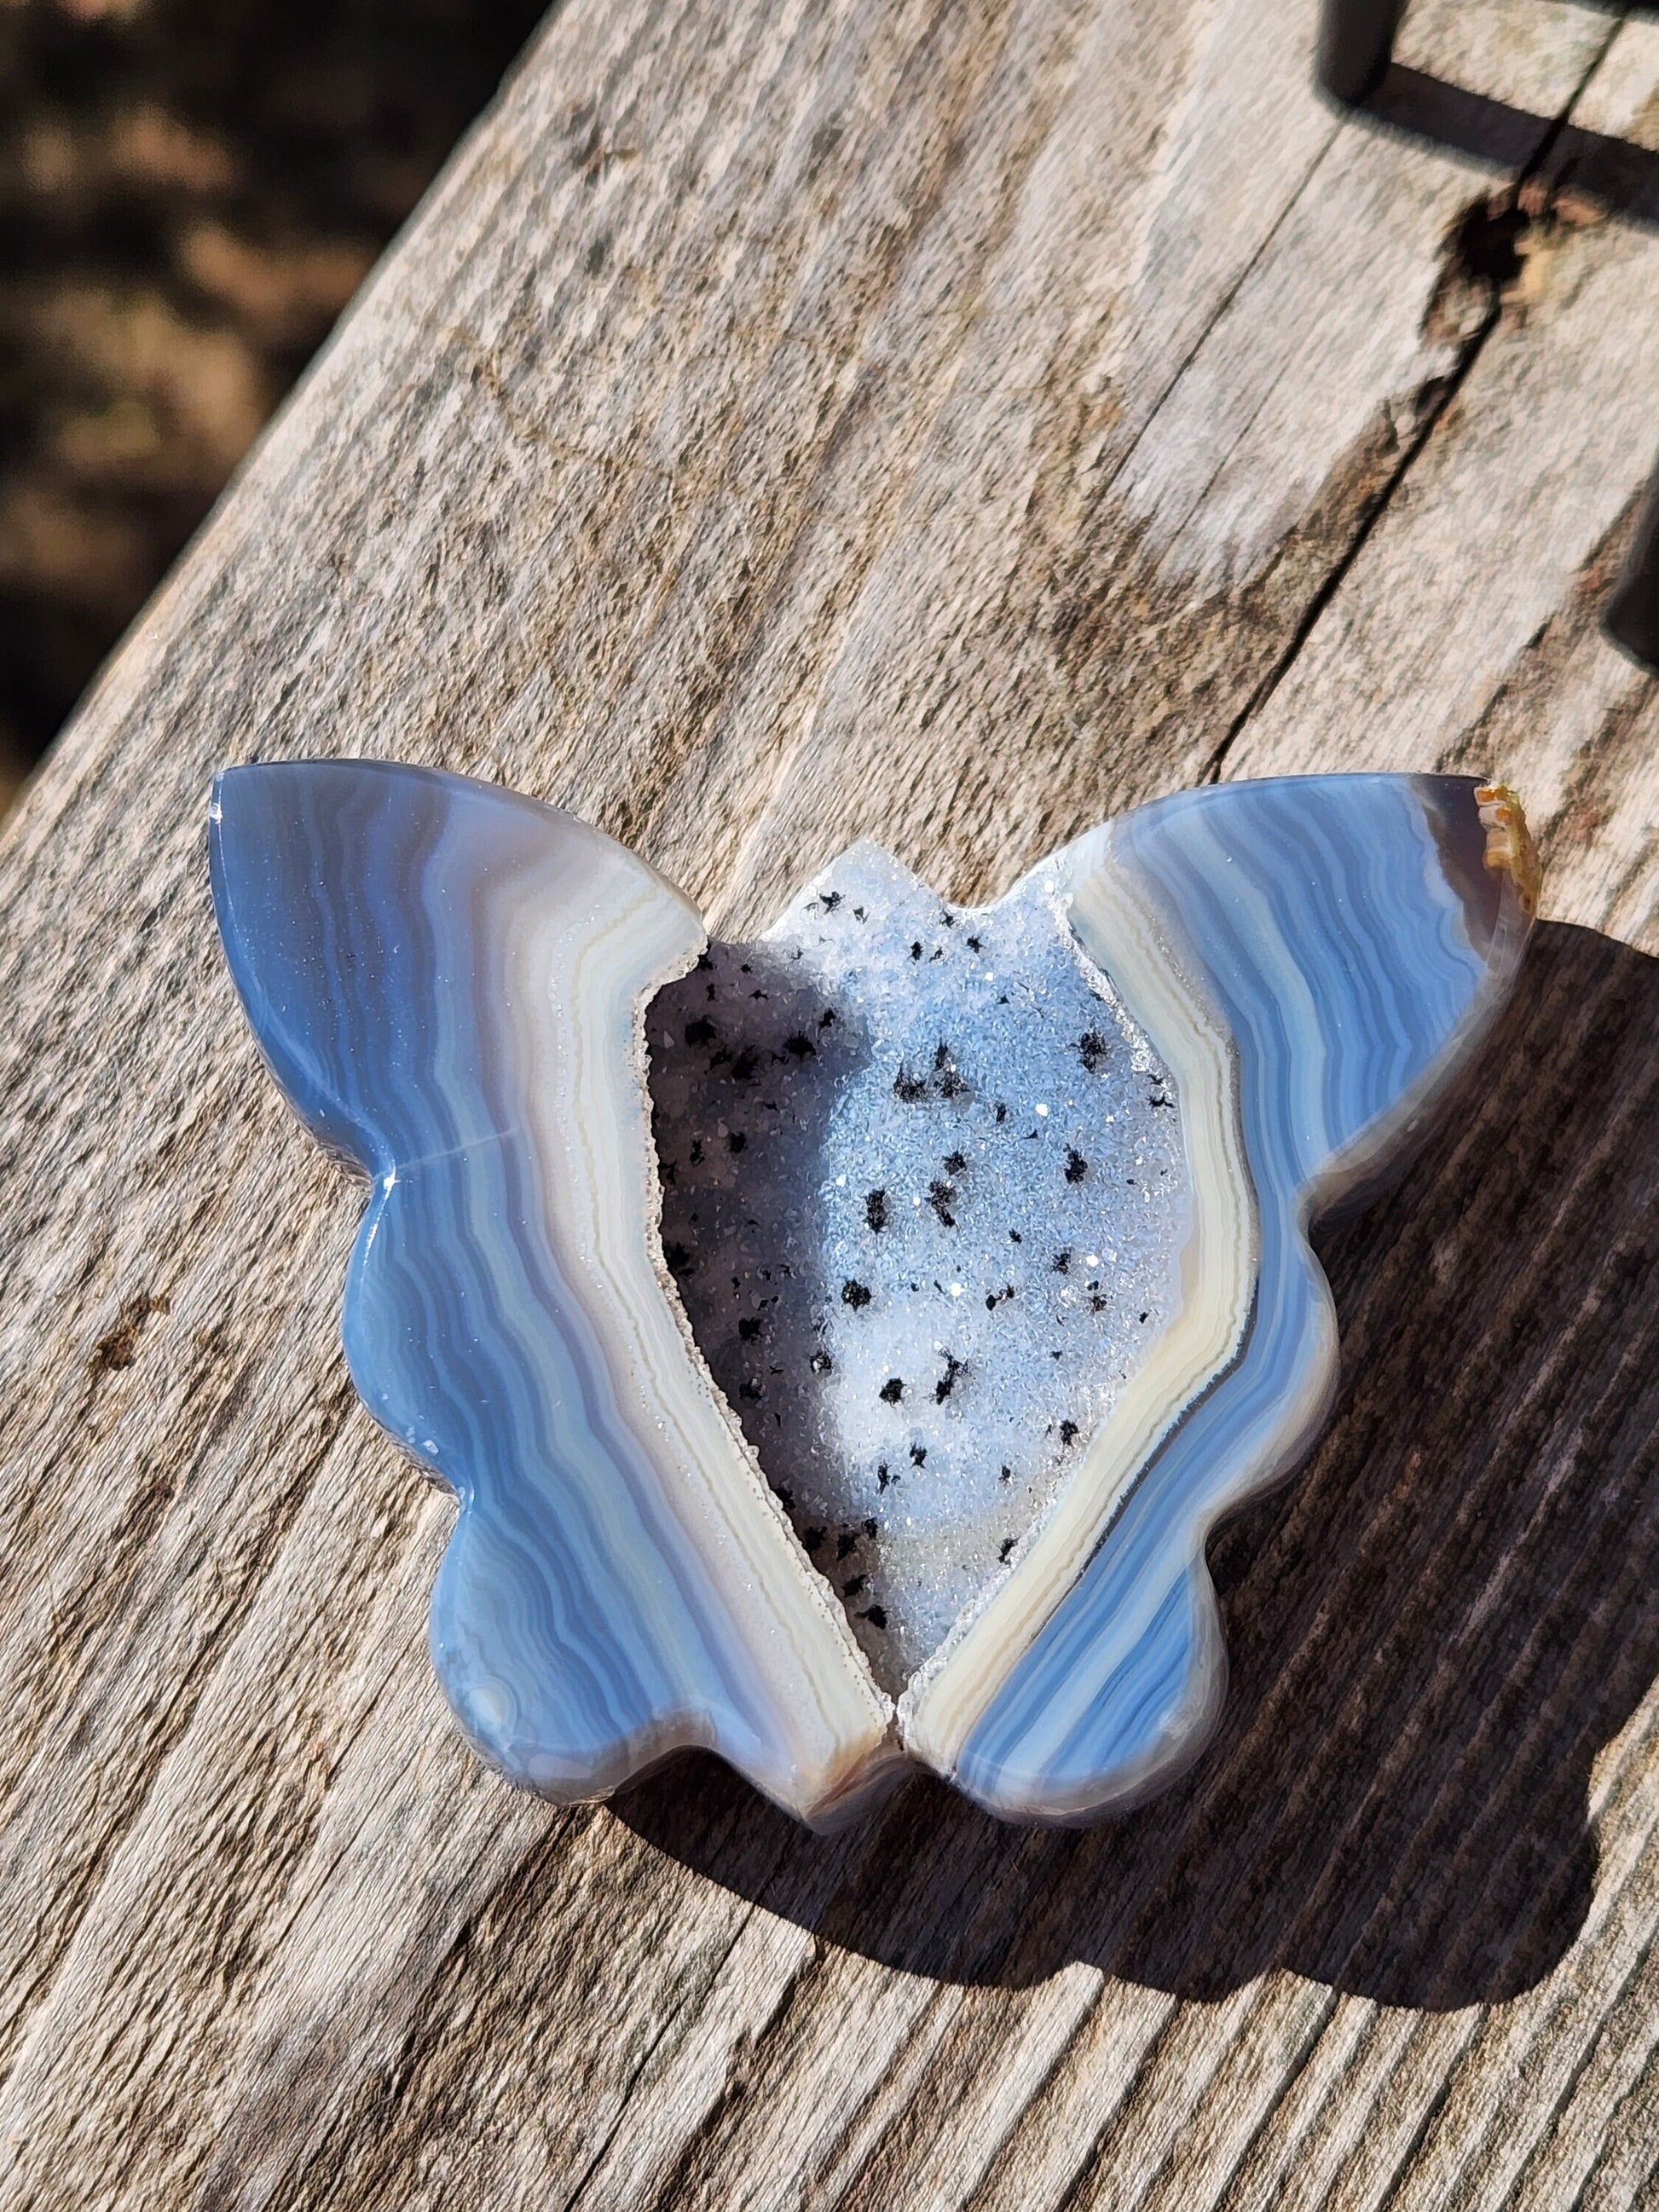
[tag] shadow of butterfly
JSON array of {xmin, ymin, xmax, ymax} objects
[{"xmin": 210, "ymin": 763, "xmax": 1533, "ymax": 1828}]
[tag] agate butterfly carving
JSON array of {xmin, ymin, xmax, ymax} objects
[{"xmin": 211, "ymin": 765, "xmax": 1535, "ymax": 1828}]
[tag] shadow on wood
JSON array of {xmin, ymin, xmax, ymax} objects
[
  {"xmin": 1348, "ymin": 61, "xmax": 1659, "ymax": 231},
  {"xmin": 1328, "ymin": 52, "xmax": 1659, "ymax": 673},
  {"xmin": 613, "ymin": 920, "xmax": 1659, "ymax": 2009}
]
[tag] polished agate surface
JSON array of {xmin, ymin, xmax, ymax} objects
[{"xmin": 211, "ymin": 764, "xmax": 1535, "ymax": 1827}]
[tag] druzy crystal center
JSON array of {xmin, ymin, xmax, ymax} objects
[{"xmin": 650, "ymin": 845, "xmax": 1190, "ymax": 1695}]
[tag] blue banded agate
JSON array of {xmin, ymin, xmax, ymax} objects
[
  {"xmin": 211, "ymin": 763, "xmax": 894, "ymax": 1827},
  {"xmin": 211, "ymin": 764, "xmax": 1534, "ymax": 1828},
  {"xmin": 915, "ymin": 777, "xmax": 1534, "ymax": 1818}
]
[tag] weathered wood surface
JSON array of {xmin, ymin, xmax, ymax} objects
[{"xmin": 1, "ymin": 0, "xmax": 1657, "ymax": 2203}]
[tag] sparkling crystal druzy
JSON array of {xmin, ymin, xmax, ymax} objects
[{"xmin": 211, "ymin": 765, "xmax": 1535, "ymax": 1827}]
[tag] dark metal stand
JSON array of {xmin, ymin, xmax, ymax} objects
[
  {"xmin": 1315, "ymin": 0, "xmax": 1409, "ymax": 105},
  {"xmin": 1604, "ymin": 464, "xmax": 1659, "ymax": 674},
  {"xmin": 1315, "ymin": 0, "xmax": 1659, "ymax": 674}
]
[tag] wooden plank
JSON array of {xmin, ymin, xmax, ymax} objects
[
  {"xmin": 0, "ymin": 0, "xmax": 1655, "ymax": 2206},
  {"xmin": 1230, "ymin": 13, "xmax": 1659, "ymax": 948}
]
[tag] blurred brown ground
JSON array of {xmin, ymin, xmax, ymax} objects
[{"xmin": 0, "ymin": 0, "xmax": 546, "ymax": 810}]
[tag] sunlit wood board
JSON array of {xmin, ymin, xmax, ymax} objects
[{"xmin": 0, "ymin": 2, "xmax": 1656, "ymax": 2205}]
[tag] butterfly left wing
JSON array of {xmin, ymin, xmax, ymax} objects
[{"xmin": 211, "ymin": 760, "xmax": 893, "ymax": 1826}]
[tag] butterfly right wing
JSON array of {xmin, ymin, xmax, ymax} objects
[{"xmin": 915, "ymin": 775, "xmax": 1533, "ymax": 1822}]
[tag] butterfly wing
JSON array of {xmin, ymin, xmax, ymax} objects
[
  {"xmin": 930, "ymin": 775, "xmax": 1532, "ymax": 1822},
  {"xmin": 211, "ymin": 760, "xmax": 890, "ymax": 1825}
]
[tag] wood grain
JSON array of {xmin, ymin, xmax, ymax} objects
[{"xmin": 0, "ymin": 1, "xmax": 1656, "ymax": 2205}]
